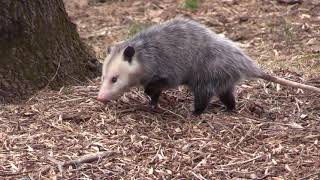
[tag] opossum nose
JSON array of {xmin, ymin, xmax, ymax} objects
[{"xmin": 96, "ymin": 95, "xmax": 110, "ymax": 103}]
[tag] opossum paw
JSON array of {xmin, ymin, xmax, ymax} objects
[
  {"xmin": 192, "ymin": 109, "xmax": 204, "ymax": 116},
  {"xmin": 222, "ymin": 107, "xmax": 236, "ymax": 113},
  {"xmin": 149, "ymin": 101, "xmax": 159, "ymax": 109},
  {"xmin": 190, "ymin": 106, "xmax": 202, "ymax": 116},
  {"xmin": 150, "ymin": 104, "xmax": 158, "ymax": 109}
]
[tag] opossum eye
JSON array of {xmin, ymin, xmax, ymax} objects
[
  {"xmin": 107, "ymin": 46, "xmax": 112, "ymax": 54},
  {"xmin": 111, "ymin": 76, "xmax": 118, "ymax": 83},
  {"xmin": 123, "ymin": 46, "xmax": 135, "ymax": 63}
]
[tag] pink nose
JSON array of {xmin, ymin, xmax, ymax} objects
[{"xmin": 96, "ymin": 95, "xmax": 109, "ymax": 102}]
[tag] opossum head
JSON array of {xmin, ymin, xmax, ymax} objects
[{"xmin": 97, "ymin": 45, "xmax": 142, "ymax": 102}]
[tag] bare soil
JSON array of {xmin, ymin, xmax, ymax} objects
[{"xmin": 1, "ymin": 0, "xmax": 320, "ymax": 179}]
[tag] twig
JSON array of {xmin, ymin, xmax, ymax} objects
[
  {"xmin": 219, "ymin": 155, "xmax": 265, "ymax": 168},
  {"xmin": 149, "ymin": 144, "xmax": 162, "ymax": 164},
  {"xmin": 26, "ymin": 58, "xmax": 62, "ymax": 103},
  {"xmin": 0, "ymin": 170, "xmax": 33, "ymax": 177},
  {"xmin": 46, "ymin": 59, "xmax": 61, "ymax": 88},
  {"xmin": 190, "ymin": 171, "xmax": 207, "ymax": 180},
  {"xmin": 300, "ymin": 171, "xmax": 320, "ymax": 180},
  {"xmin": 235, "ymin": 123, "xmax": 266, "ymax": 148},
  {"xmin": 206, "ymin": 121, "xmax": 215, "ymax": 131},
  {"xmin": 39, "ymin": 165, "xmax": 53, "ymax": 176},
  {"xmin": 212, "ymin": 169, "xmax": 272, "ymax": 180},
  {"xmin": 158, "ymin": 106, "xmax": 185, "ymax": 119}
]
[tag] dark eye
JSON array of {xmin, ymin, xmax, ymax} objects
[
  {"xmin": 111, "ymin": 76, "xmax": 118, "ymax": 83},
  {"xmin": 107, "ymin": 46, "xmax": 112, "ymax": 54}
]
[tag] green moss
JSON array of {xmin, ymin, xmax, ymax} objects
[
  {"xmin": 127, "ymin": 21, "xmax": 154, "ymax": 38},
  {"xmin": 181, "ymin": 0, "xmax": 199, "ymax": 11}
]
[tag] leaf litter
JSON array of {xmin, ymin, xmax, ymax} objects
[{"xmin": 1, "ymin": 0, "xmax": 320, "ymax": 179}]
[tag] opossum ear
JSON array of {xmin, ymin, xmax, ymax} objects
[{"xmin": 123, "ymin": 46, "xmax": 135, "ymax": 63}]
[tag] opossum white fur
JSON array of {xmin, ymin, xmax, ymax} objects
[
  {"xmin": 97, "ymin": 17, "xmax": 320, "ymax": 115},
  {"xmin": 99, "ymin": 46, "xmax": 142, "ymax": 101}
]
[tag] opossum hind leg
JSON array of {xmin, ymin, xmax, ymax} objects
[
  {"xmin": 192, "ymin": 87, "xmax": 214, "ymax": 115},
  {"xmin": 218, "ymin": 87, "xmax": 236, "ymax": 111}
]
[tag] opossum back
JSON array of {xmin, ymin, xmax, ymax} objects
[{"xmin": 120, "ymin": 18, "xmax": 263, "ymax": 91}]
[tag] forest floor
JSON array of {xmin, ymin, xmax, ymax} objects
[{"xmin": 1, "ymin": 0, "xmax": 320, "ymax": 179}]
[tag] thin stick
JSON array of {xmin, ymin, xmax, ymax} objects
[
  {"xmin": 158, "ymin": 106, "xmax": 185, "ymax": 119},
  {"xmin": 219, "ymin": 155, "xmax": 264, "ymax": 168},
  {"xmin": 190, "ymin": 171, "xmax": 208, "ymax": 180},
  {"xmin": 300, "ymin": 171, "xmax": 320, "ymax": 180},
  {"xmin": 235, "ymin": 123, "xmax": 265, "ymax": 148},
  {"xmin": 0, "ymin": 171, "xmax": 33, "ymax": 177},
  {"xmin": 46, "ymin": 59, "xmax": 61, "ymax": 88}
]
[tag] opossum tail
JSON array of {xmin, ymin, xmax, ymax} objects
[{"xmin": 257, "ymin": 72, "xmax": 320, "ymax": 93}]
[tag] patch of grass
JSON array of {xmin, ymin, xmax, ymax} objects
[
  {"xmin": 295, "ymin": 53, "xmax": 320, "ymax": 75},
  {"xmin": 299, "ymin": 52, "xmax": 320, "ymax": 60},
  {"xmin": 283, "ymin": 21, "xmax": 294, "ymax": 45},
  {"xmin": 60, "ymin": 87, "xmax": 73, "ymax": 95},
  {"xmin": 267, "ymin": 17, "xmax": 297, "ymax": 46},
  {"xmin": 260, "ymin": 53, "xmax": 320, "ymax": 78},
  {"xmin": 182, "ymin": 0, "xmax": 199, "ymax": 11},
  {"xmin": 127, "ymin": 21, "xmax": 154, "ymax": 38}
]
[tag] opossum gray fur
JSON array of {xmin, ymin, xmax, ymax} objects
[{"xmin": 97, "ymin": 17, "xmax": 320, "ymax": 115}]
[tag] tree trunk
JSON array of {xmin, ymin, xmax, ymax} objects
[{"xmin": 0, "ymin": 0, "xmax": 101, "ymax": 103}]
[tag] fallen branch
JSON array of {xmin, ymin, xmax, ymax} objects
[
  {"xmin": 40, "ymin": 150, "xmax": 117, "ymax": 176},
  {"xmin": 63, "ymin": 151, "xmax": 116, "ymax": 168}
]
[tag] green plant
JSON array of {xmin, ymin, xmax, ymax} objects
[
  {"xmin": 182, "ymin": 0, "xmax": 199, "ymax": 11},
  {"xmin": 283, "ymin": 22, "xmax": 294, "ymax": 44},
  {"xmin": 127, "ymin": 21, "xmax": 154, "ymax": 38}
]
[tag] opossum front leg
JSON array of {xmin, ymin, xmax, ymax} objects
[
  {"xmin": 218, "ymin": 87, "xmax": 236, "ymax": 111},
  {"xmin": 144, "ymin": 86, "xmax": 162, "ymax": 108},
  {"xmin": 192, "ymin": 87, "xmax": 214, "ymax": 115},
  {"xmin": 144, "ymin": 76, "xmax": 168, "ymax": 109}
]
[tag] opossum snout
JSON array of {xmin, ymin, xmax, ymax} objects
[
  {"xmin": 96, "ymin": 91, "xmax": 112, "ymax": 103},
  {"xmin": 96, "ymin": 95, "xmax": 110, "ymax": 103}
]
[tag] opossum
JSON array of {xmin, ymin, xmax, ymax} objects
[{"xmin": 97, "ymin": 17, "xmax": 320, "ymax": 115}]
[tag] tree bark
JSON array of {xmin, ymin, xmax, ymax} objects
[{"xmin": 0, "ymin": 0, "xmax": 101, "ymax": 103}]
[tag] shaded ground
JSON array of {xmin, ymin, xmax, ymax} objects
[{"xmin": 1, "ymin": 0, "xmax": 320, "ymax": 179}]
